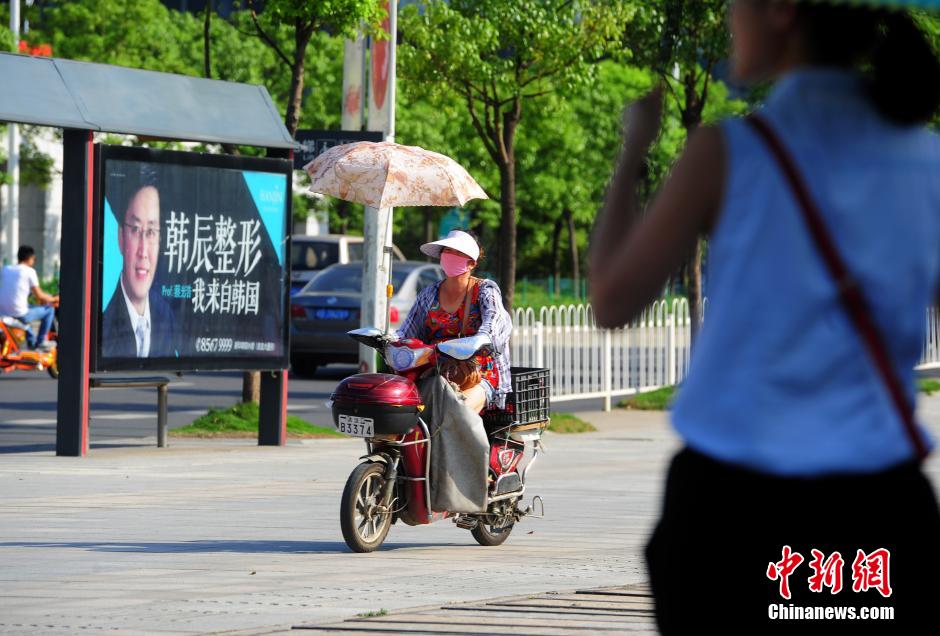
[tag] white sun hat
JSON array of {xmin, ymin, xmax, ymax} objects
[{"xmin": 419, "ymin": 230, "xmax": 480, "ymax": 261}]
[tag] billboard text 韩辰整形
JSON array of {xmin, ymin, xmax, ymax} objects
[{"xmin": 93, "ymin": 145, "xmax": 291, "ymax": 372}]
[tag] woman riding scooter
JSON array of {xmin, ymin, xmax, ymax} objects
[{"xmin": 395, "ymin": 230, "xmax": 513, "ymax": 412}]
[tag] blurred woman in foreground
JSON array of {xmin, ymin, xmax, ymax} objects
[{"xmin": 590, "ymin": 1, "xmax": 940, "ymax": 632}]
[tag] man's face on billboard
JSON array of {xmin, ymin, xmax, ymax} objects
[{"xmin": 118, "ymin": 185, "xmax": 160, "ymax": 310}]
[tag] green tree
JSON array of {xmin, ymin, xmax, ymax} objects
[
  {"xmin": 915, "ymin": 11, "xmax": 940, "ymax": 129},
  {"xmin": 244, "ymin": 0, "xmax": 384, "ymax": 137},
  {"xmin": 513, "ymin": 63, "xmax": 670, "ymax": 292},
  {"xmin": 31, "ymin": 0, "xmax": 202, "ymax": 74},
  {"xmin": 0, "ymin": 16, "xmax": 13, "ymax": 52},
  {"xmin": 399, "ymin": 0, "xmax": 632, "ymax": 308},
  {"xmin": 627, "ymin": 0, "xmax": 741, "ymax": 339}
]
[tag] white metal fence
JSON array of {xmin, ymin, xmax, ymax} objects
[
  {"xmin": 920, "ymin": 306, "xmax": 940, "ymax": 370},
  {"xmin": 512, "ymin": 301, "xmax": 940, "ymax": 410}
]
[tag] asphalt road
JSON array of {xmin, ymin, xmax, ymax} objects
[{"xmin": 0, "ymin": 367, "xmax": 603, "ymax": 453}]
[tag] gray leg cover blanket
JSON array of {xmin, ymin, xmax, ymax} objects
[{"xmin": 419, "ymin": 375, "xmax": 489, "ymax": 513}]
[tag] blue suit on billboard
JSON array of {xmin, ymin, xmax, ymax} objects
[{"xmin": 101, "ymin": 281, "xmax": 179, "ymax": 359}]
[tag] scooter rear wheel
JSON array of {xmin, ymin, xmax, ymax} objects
[{"xmin": 341, "ymin": 462, "xmax": 392, "ymax": 553}]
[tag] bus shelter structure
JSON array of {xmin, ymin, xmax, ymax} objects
[{"xmin": 0, "ymin": 51, "xmax": 296, "ymax": 456}]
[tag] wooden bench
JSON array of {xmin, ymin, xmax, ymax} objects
[{"xmin": 89, "ymin": 376, "xmax": 171, "ymax": 447}]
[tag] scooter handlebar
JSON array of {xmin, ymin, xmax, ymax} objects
[{"xmin": 436, "ymin": 333, "xmax": 492, "ymax": 361}]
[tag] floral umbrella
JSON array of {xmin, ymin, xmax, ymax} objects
[{"xmin": 304, "ymin": 141, "xmax": 488, "ymax": 209}]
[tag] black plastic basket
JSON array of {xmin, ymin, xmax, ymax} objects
[{"xmin": 483, "ymin": 367, "xmax": 551, "ymax": 427}]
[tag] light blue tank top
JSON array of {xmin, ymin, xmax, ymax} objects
[{"xmin": 671, "ymin": 68, "xmax": 940, "ymax": 476}]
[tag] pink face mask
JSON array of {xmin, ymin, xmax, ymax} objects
[{"xmin": 441, "ymin": 252, "xmax": 472, "ymax": 277}]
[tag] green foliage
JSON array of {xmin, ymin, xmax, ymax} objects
[
  {"xmin": 249, "ymin": 0, "xmax": 385, "ymax": 41},
  {"xmin": 514, "ymin": 278, "xmax": 585, "ymax": 309},
  {"xmin": 400, "ymin": 1, "xmax": 633, "ymax": 305},
  {"xmin": 11, "ymin": 0, "xmax": 752, "ymax": 292},
  {"xmin": 31, "ymin": 0, "xmax": 199, "ymax": 73},
  {"xmin": 618, "ymin": 386, "xmax": 676, "ymax": 411},
  {"xmin": 18, "ymin": 140, "xmax": 55, "ymax": 189},
  {"xmin": 401, "ymin": 1, "xmax": 632, "ymax": 110},
  {"xmin": 39, "ymin": 278, "xmax": 59, "ymax": 296},
  {"xmin": 547, "ymin": 413, "xmax": 597, "ymax": 434},
  {"xmin": 20, "ymin": 1, "xmax": 360, "ymax": 138},
  {"xmin": 241, "ymin": 0, "xmax": 384, "ymax": 135},
  {"xmin": 0, "ymin": 24, "xmax": 13, "ymax": 53},
  {"xmin": 171, "ymin": 401, "xmax": 342, "ymax": 438},
  {"xmin": 515, "ymin": 62, "xmax": 668, "ymax": 276},
  {"xmin": 292, "ymin": 192, "xmax": 312, "ymax": 224},
  {"xmin": 915, "ymin": 12, "xmax": 940, "ymax": 129},
  {"xmin": 356, "ymin": 609, "xmax": 389, "ymax": 618},
  {"xmin": 918, "ymin": 379, "xmax": 940, "ymax": 395}
]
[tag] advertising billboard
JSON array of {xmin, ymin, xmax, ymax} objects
[{"xmin": 92, "ymin": 145, "xmax": 292, "ymax": 372}]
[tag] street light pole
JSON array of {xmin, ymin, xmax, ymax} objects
[{"xmin": 4, "ymin": 0, "xmax": 21, "ymax": 265}]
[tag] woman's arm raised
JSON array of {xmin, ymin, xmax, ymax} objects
[{"xmin": 590, "ymin": 100, "xmax": 726, "ymax": 329}]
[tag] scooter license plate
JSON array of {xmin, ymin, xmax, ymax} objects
[{"xmin": 337, "ymin": 415, "xmax": 374, "ymax": 437}]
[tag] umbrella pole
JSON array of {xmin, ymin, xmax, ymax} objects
[
  {"xmin": 383, "ymin": 209, "xmax": 394, "ymax": 335},
  {"xmin": 361, "ymin": 205, "xmax": 395, "ymax": 372}
]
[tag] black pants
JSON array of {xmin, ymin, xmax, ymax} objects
[{"xmin": 646, "ymin": 448, "xmax": 940, "ymax": 635}]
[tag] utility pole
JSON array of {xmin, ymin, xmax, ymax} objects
[
  {"xmin": 360, "ymin": 0, "xmax": 396, "ymax": 371},
  {"xmin": 4, "ymin": 0, "xmax": 21, "ymax": 265}
]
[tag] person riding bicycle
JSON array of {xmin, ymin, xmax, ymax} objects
[
  {"xmin": 396, "ymin": 230, "xmax": 512, "ymax": 413},
  {"xmin": 0, "ymin": 245, "xmax": 58, "ymax": 350}
]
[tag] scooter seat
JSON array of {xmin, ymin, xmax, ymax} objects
[{"xmin": 1, "ymin": 316, "xmax": 30, "ymax": 331}]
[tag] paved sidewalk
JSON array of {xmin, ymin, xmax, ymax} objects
[
  {"xmin": 289, "ymin": 584, "xmax": 656, "ymax": 635},
  {"xmin": 0, "ymin": 409, "xmax": 676, "ymax": 635},
  {"xmin": 2, "ymin": 400, "xmax": 940, "ymax": 635}
]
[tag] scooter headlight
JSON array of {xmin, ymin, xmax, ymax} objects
[
  {"xmin": 386, "ymin": 344, "xmax": 434, "ymax": 371},
  {"xmin": 388, "ymin": 345, "xmax": 417, "ymax": 371}
]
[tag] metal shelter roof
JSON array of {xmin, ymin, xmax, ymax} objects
[{"xmin": 0, "ymin": 52, "xmax": 294, "ymax": 149}]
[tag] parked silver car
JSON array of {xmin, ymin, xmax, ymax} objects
[
  {"xmin": 290, "ymin": 235, "xmax": 405, "ymax": 295},
  {"xmin": 289, "ymin": 261, "xmax": 444, "ymax": 376}
]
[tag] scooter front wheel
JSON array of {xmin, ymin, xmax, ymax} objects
[
  {"xmin": 340, "ymin": 462, "xmax": 392, "ymax": 553},
  {"xmin": 470, "ymin": 520, "xmax": 513, "ymax": 546}
]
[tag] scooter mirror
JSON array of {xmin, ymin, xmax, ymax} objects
[
  {"xmin": 437, "ymin": 333, "xmax": 492, "ymax": 361},
  {"xmin": 347, "ymin": 327, "xmax": 390, "ymax": 350}
]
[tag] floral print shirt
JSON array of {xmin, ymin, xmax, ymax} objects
[{"xmin": 397, "ymin": 278, "xmax": 512, "ymax": 408}]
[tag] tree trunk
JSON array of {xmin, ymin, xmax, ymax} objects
[
  {"xmin": 203, "ymin": 1, "xmax": 212, "ymax": 79},
  {"xmin": 680, "ymin": 73, "xmax": 706, "ymax": 343},
  {"xmin": 497, "ymin": 108, "xmax": 519, "ymax": 310},
  {"xmin": 564, "ymin": 208, "xmax": 580, "ymax": 301},
  {"xmin": 336, "ymin": 199, "xmax": 350, "ymax": 235},
  {"xmin": 689, "ymin": 239, "xmax": 704, "ymax": 343},
  {"xmin": 497, "ymin": 158, "xmax": 517, "ymax": 310},
  {"xmin": 284, "ymin": 20, "xmax": 315, "ymax": 138},
  {"xmin": 242, "ymin": 371, "xmax": 260, "ymax": 404},
  {"xmin": 424, "ymin": 206, "xmax": 435, "ymax": 254},
  {"xmin": 201, "ymin": 1, "xmax": 241, "ymax": 157},
  {"xmin": 552, "ymin": 215, "xmax": 562, "ymax": 298}
]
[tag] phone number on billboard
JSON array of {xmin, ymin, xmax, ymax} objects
[{"xmin": 194, "ymin": 337, "xmax": 234, "ymax": 353}]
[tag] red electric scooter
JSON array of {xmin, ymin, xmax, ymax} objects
[{"xmin": 331, "ymin": 327, "xmax": 548, "ymax": 552}]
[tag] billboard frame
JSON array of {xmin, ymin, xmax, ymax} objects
[{"xmin": 90, "ymin": 144, "xmax": 293, "ymax": 374}]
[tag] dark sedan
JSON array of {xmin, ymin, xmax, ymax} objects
[{"xmin": 289, "ymin": 261, "xmax": 444, "ymax": 376}]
